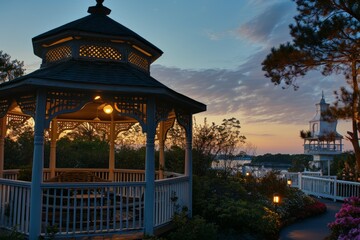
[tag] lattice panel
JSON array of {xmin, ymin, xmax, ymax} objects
[
  {"xmin": 7, "ymin": 113, "xmax": 31, "ymax": 125},
  {"xmin": 89, "ymin": 122, "xmax": 110, "ymax": 135},
  {"xmin": 114, "ymin": 96, "xmax": 147, "ymax": 126},
  {"xmin": 128, "ymin": 52, "xmax": 149, "ymax": 71},
  {"xmin": 46, "ymin": 91, "xmax": 89, "ymax": 122},
  {"xmin": 155, "ymin": 101, "xmax": 173, "ymax": 124},
  {"xmin": 46, "ymin": 46, "xmax": 72, "ymax": 63},
  {"xmin": 17, "ymin": 94, "xmax": 36, "ymax": 117},
  {"xmin": 0, "ymin": 98, "xmax": 11, "ymax": 118},
  {"xmin": 57, "ymin": 120, "xmax": 82, "ymax": 135},
  {"xmin": 115, "ymin": 122, "xmax": 135, "ymax": 135},
  {"xmin": 79, "ymin": 45, "xmax": 121, "ymax": 60}
]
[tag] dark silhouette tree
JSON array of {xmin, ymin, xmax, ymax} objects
[
  {"xmin": 262, "ymin": 0, "xmax": 360, "ymax": 175},
  {"xmin": 0, "ymin": 51, "xmax": 25, "ymax": 83}
]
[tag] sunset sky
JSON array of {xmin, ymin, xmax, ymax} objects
[{"xmin": 0, "ymin": 0, "xmax": 353, "ymax": 155}]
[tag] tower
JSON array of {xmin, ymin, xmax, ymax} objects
[{"xmin": 301, "ymin": 93, "xmax": 343, "ymax": 174}]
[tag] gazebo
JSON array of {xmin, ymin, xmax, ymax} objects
[{"xmin": 0, "ymin": 1, "xmax": 206, "ymax": 239}]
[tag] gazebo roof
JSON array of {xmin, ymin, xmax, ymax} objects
[
  {"xmin": 32, "ymin": 1, "xmax": 163, "ymax": 63},
  {"xmin": 0, "ymin": 0, "xmax": 206, "ymax": 123}
]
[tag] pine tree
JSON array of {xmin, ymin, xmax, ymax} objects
[{"xmin": 262, "ymin": 0, "xmax": 360, "ymax": 176}]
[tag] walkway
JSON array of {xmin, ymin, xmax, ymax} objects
[{"xmin": 279, "ymin": 198, "xmax": 343, "ymax": 240}]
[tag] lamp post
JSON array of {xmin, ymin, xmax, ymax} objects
[
  {"xmin": 287, "ymin": 179, "xmax": 292, "ymax": 187},
  {"xmin": 273, "ymin": 193, "xmax": 280, "ymax": 211}
]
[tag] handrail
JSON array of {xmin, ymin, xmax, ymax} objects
[{"xmin": 283, "ymin": 172, "xmax": 360, "ymax": 201}]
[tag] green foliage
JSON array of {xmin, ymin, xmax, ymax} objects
[
  {"xmin": 168, "ymin": 214, "xmax": 217, "ymax": 240},
  {"xmin": 115, "ymin": 146, "xmax": 147, "ymax": 169},
  {"xmin": 17, "ymin": 165, "xmax": 32, "ymax": 181},
  {"xmin": 192, "ymin": 170, "xmax": 326, "ymax": 239},
  {"xmin": 0, "ymin": 226, "xmax": 25, "ymax": 240},
  {"xmin": 165, "ymin": 145, "xmax": 185, "ymax": 174},
  {"xmin": 0, "ymin": 50, "xmax": 25, "ymax": 82},
  {"xmin": 56, "ymin": 137, "xmax": 109, "ymax": 168},
  {"xmin": 192, "ymin": 118, "xmax": 246, "ymax": 176},
  {"xmin": 331, "ymin": 152, "xmax": 357, "ymax": 181}
]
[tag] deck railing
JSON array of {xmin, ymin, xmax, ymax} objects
[
  {"xmin": 41, "ymin": 181, "xmax": 146, "ymax": 237},
  {"xmin": 154, "ymin": 176, "xmax": 189, "ymax": 227},
  {"xmin": 283, "ymin": 172, "xmax": 360, "ymax": 201},
  {"xmin": 0, "ymin": 179, "xmax": 31, "ymax": 234},
  {"xmin": 0, "ymin": 174, "xmax": 188, "ymax": 238},
  {"xmin": 3, "ymin": 169, "xmax": 161, "ymax": 182}
]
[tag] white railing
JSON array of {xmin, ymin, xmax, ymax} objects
[
  {"xmin": 0, "ymin": 179, "xmax": 31, "ymax": 234},
  {"xmin": 2, "ymin": 169, "xmax": 20, "ymax": 180},
  {"xmin": 283, "ymin": 172, "xmax": 360, "ymax": 201},
  {"xmin": 0, "ymin": 174, "xmax": 188, "ymax": 238},
  {"xmin": 41, "ymin": 181, "xmax": 145, "ymax": 238},
  {"xmin": 154, "ymin": 176, "xmax": 189, "ymax": 227},
  {"xmin": 2, "ymin": 169, "xmax": 164, "ymax": 182}
]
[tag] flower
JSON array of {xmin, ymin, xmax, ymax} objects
[{"xmin": 328, "ymin": 197, "xmax": 360, "ymax": 239}]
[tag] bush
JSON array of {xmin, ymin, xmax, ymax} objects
[
  {"xmin": 328, "ymin": 196, "xmax": 360, "ymax": 240},
  {"xmin": 167, "ymin": 214, "xmax": 218, "ymax": 240}
]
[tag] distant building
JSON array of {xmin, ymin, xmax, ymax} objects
[
  {"xmin": 212, "ymin": 155, "xmax": 252, "ymax": 174},
  {"xmin": 301, "ymin": 93, "xmax": 343, "ymax": 174}
]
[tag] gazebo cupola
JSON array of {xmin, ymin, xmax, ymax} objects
[{"xmin": 32, "ymin": 0, "xmax": 162, "ymax": 73}]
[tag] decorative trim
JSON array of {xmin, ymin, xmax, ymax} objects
[
  {"xmin": 157, "ymin": 117, "xmax": 175, "ymax": 141},
  {"xmin": 114, "ymin": 96, "xmax": 147, "ymax": 128},
  {"xmin": 16, "ymin": 94, "xmax": 37, "ymax": 117},
  {"xmin": 46, "ymin": 91, "xmax": 91, "ymax": 126},
  {"xmin": 115, "ymin": 122, "xmax": 135, "ymax": 136},
  {"xmin": 155, "ymin": 101, "xmax": 173, "ymax": 125},
  {"xmin": 0, "ymin": 98, "xmax": 11, "ymax": 118},
  {"xmin": 7, "ymin": 113, "xmax": 31, "ymax": 126},
  {"xmin": 176, "ymin": 109, "xmax": 191, "ymax": 131},
  {"xmin": 57, "ymin": 120, "xmax": 83, "ymax": 135}
]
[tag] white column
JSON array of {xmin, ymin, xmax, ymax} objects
[
  {"xmin": 144, "ymin": 98, "xmax": 156, "ymax": 235},
  {"xmin": 158, "ymin": 121, "xmax": 165, "ymax": 179},
  {"xmin": 29, "ymin": 90, "xmax": 46, "ymax": 240},
  {"xmin": 109, "ymin": 114, "xmax": 115, "ymax": 181},
  {"xmin": 0, "ymin": 116, "xmax": 6, "ymax": 178},
  {"xmin": 49, "ymin": 119, "xmax": 58, "ymax": 178},
  {"xmin": 184, "ymin": 116, "xmax": 193, "ymax": 217}
]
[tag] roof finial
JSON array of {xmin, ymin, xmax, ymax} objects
[
  {"xmin": 320, "ymin": 90, "xmax": 326, "ymax": 104},
  {"xmin": 88, "ymin": 0, "xmax": 111, "ymax": 15}
]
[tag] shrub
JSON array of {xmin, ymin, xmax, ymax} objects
[
  {"xmin": 328, "ymin": 196, "xmax": 360, "ymax": 240},
  {"xmin": 167, "ymin": 214, "xmax": 218, "ymax": 240}
]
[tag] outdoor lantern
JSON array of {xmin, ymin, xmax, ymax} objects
[
  {"xmin": 273, "ymin": 193, "xmax": 280, "ymax": 204},
  {"xmin": 287, "ymin": 179, "xmax": 292, "ymax": 187},
  {"xmin": 246, "ymin": 172, "xmax": 250, "ymax": 177},
  {"xmin": 103, "ymin": 104, "xmax": 113, "ymax": 114}
]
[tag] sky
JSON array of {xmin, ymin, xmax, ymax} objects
[{"xmin": 0, "ymin": 0, "xmax": 353, "ymax": 155}]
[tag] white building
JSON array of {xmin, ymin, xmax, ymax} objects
[{"xmin": 301, "ymin": 93, "xmax": 343, "ymax": 174}]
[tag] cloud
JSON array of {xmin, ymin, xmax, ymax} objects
[
  {"xmin": 152, "ymin": 47, "xmax": 343, "ymax": 126},
  {"xmin": 237, "ymin": 1, "xmax": 296, "ymax": 44}
]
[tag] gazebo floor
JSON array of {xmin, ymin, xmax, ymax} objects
[{"xmin": 78, "ymin": 232, "xmax": 144, "ymax": 240}]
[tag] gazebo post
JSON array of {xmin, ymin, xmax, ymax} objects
[
  {"xmin": 158, "ymin": 121, "xmax": 165, "ymax": 179},
  {"xmin": 109, "ymin": 113, "xmax": 115, "ymax": 181},
  {"xmin": 49, "ymin": 119, "xmax": 58, "ymax": 178},
  {"xmin": 29, "ymin": 90, "xmax": 47, "ymax": 240},
  {"xmin": 0, "ymin": 116, "xmax": 6, "ymax": 178},
  {"xmin": 144, "ymin": 98, "xmax": 156, "ymax": 235},
  {"xmin": 184, "ymin": 117, "xmax": 193, "ymax": 217}
]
